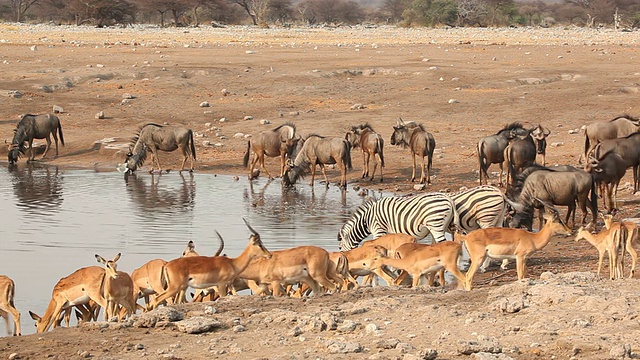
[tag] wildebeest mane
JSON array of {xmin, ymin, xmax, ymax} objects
[
  {"xmin": 496, "ymin": 122, "xmax": 524, "ymax": 135},
  {"xmin": 506, "ymin": 164, "xmax": 555, "ymax": 200},
  {"xmin": 609, "ymin": 114, "xmax": 639, "ymax": 123},
  {"xmin": 272, "ymin": 122, "xmax": 296, "ymax": 132},
  {"xmin": 305, "ymin": 133, "xmax": 326, "ymax": 140},
  {"xmin": 357, "ymin": 123, "xmax": 375, "ymax": 133}
]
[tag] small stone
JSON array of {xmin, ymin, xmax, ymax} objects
[
  {"xmin": 95, "ymin": 111, "xmax": 105, "ymax": 119},
  {"xmin": 53, "ymin": 105, "xmax": 64, "ymax": 113},
  {"xmin": 204, "ymin": 122, "xmax": 212, "ymax": 127},
  {"xmin": 350, "ymin": 103, "xmax": 365, "ymax": 110},
  {"xmin": 96, "ymin": 63, "xmax": 105, "ymax": 68},
  {"xmin": 202, "ymin": 140, "xmax": 211, "ymax": 146},
  {"xmin": 221, "ymin": 89, "xmax": 231, "ymax": 96},
  {"xmin": 259, "ymin": 119, "xmax": 271, "ymax": 125},
  {"xmin": 288, "ymin": 326, "xmax": 303, "ymax": 337},
  {"xmin": 136, "ymin": 344, "xmax": 145, "ymax": 350},
  {"xmin": 219, "ymin": 117, "xmax": 227, "ymax": 123},
  {"xmin": 30, "ymin": 45, "xmax": 37, "ymax": 51},
  {"xmin": 419, "ymin": 348, "xmax": 438, "ymax": 360},
  {"xmin": 199, "ymin": 101, "xmax": 210, "ymax": 107},
  {"xmin": 204, "ymin": 306, "xmax": 216, "ymax": 315},
  {"xmin": 448, "ymin": 99, "xmax": 459, "ymax": 104},
  {"xmin": 244, "ymin": 116, "xmax": 253, "ymax": 121},
  {"xmin": 365, "ymin": 323, "xmax": 379, "ymax": 334},
  {"xmin": 414, "ymin": 184, "xmax": 426, "ymax": 191},
  {"xmin": 609, "ymin": 344, "xmax": 631, "ymax": 359},
  {"xmin": 122, "ymin": 93, "xmax": 136, "ymax": 99},
  {"xmin": 8, "ymin": 353, "xmax": 19, "ymax": 360},
  {"xmin": 232, "ymin": 325, "xmax": 246, "ymax": 332}
]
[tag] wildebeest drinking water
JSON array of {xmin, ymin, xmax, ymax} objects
[
  {"xmin": 122, "ymin": 123, "xmax": 196, "ymax": 173},
  {"xmin": 8, "ymin": 113, "xmax": 64, "ymax": 164},
  {"xmin": 345, "ymin": 123, "xmax": 385, "ymax": 182},
  {"xmin": 283, "ymin": 134, "xmax": 352, "ymax": 188},
  {"xmin": 243, "ymin": 122, "xmax": 299, "ymax": 179}
]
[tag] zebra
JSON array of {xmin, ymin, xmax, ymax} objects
[
  {"xmin": 337, "ymin": 192, "xmax": 458, "ymax": 251},
  {"xmin": 449, "ymin": 185, "xmax": 509, "ymax": 271}
]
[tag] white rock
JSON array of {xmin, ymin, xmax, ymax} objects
[
  {"xmin": 199, "ymin": 101, "xmax": 210, "ymax": 107},
  {"xmin": 448, "ymin": 99, "xmax": 459, "ymax": 104},
  {"xmin": 234, "ymin": 133, "xmax": 245, "ymax": 138},
  {"xmin": 244, "ymin": 116, "xmax": 253, "ymax": 121},
  {"xmin": 259, "ymin": 119, "xmax": 271, "ymax": 125},
  {"xmin": 95, "ymin": 111, "xmax": 105, "ymax": 119},
  {"xmin": 53, "ymin": 105, "xmax": 64, "ymax": 113}
]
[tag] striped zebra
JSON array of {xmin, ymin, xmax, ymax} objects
[
  {"xmin": 449, "ymin": 185, "xmax": 509, "ymax": 271},
  {"xmin": 450, "ymin": 185, "xmax": 507, "ymax": 231},
  {"xmin": 338, "ymin": 192, "xmax": 458, "ymax": 251}
]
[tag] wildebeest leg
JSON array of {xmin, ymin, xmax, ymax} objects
[
  {"xmin": 51, "ymin": 129, "xmax": 60, "ymax": 158},
  {"xmin": 27, "ymin": 139, "xmax": 35, "ymax": 161},
  {"xmin": 633, "ymin": 165, "xmax": 639, "ymax": 194},
  {"xmin": 41, "ymin": 135, "xmax": 53, "ymax": 160},
  {"xmin": 309, "ymin": 163, "xmax": 317, "ymax": 186},
  {"xmin": 566, "ymin": 203, "xmax": 575, "ymax": 229},
  {"xmin": 259, "ymin": 153, "xmax": 273, "ymax": 179},
  {"xmin": 411, "ymin": 153, "xmax": 417, "ymax": 182},
  {"xmin": 279, "ymin": 153, "xmax": 286, "ymax": 177},
  {"xmin": 179, "ymin": 145, "xmax": 188, "ymax": 172},
  {"xmin": 370, "ymin": 152, "xmax": 379, "ymax": 182},
  {"xmin": 338, "ymin": 160, "xmax": 347, "ymax": 188},
  {"xmin": 319, "ymin": 164, "xmax": 330, "ymax": 187},
  {"xmin": 420, "ymin": 155, "xmax": 427, "ymax": 184},
  {"xmin": 361, "ymin": 151, "xmax": 368, "ymax": 178},
  {"xmin": 249, "ymin": 152, "xmax": 260, "ymax": 179}
]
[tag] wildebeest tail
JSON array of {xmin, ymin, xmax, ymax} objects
[
  {"xmin": 376, "ymin": 137, "xmax": 385, "ymax": 168},
  {"xmin": 188, "ymin": 129, "xmax": 196, "ymax": 161},
  {"xmin": 58, "ymin": 122, "xmax": 65, "ymax": 146},
  {"xmin": 589, "ymin": 175, "xmax": 598, "ymax": 223},
  {"xmin": 584, "ymin": 133, "xmax": 590, "ymax": 160},
  {"xmin": 345, "ymin": 142, "xmax": 353, "ymax": 170},
  {"xmin": 243, "ymin": 141, "xmax": 251, "ymax": 168}
]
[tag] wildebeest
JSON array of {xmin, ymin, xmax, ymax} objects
[
  {"xmin": 390, "ymin": 122, "xmax": 436, "ymax": 184},
  {"xmin": 243, "ymin": 122, "xmax": 299, "ymax": 180},
  {"xmin": 583, "ymin": 114, "xmax": 640, "ymax": 162},
  {"xmin": 477, "ymin": 122, "xmax": 528, "ymax": 186},
  {"xmin": 585, "ymin": 150, "xmax": 628, "ymax": 213},
  {"xmin": 8, "ymin": 113, "xmax": 64, "ymax": 164},
  {"xmin": 283, "ymin": 134, "xmax": 352, "ymax": 188},
  {"xmin": 345, "ymin": 123, "xmax": 385, "ymax": 182},
  {"xmin": 504, "ymin": 125, "xmax": 549, "ymax": 186},
  {"xmin": 591, "ymin": 132, "xmax": 640, "ymax": 194},
  {"xmin": 530, "ymin": 124, "xmax": 550, "ymax": 166},
  {"xmin": 507, "ymin": 164, "xmax": 597, "ymax": 230},
  {"xmin": 123, "ymin": 123, "xmax": 196, "ymax": 173}
]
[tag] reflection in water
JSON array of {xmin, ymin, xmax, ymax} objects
[
  {"xmin": 124, "ymin": 172, "xmax": 196, "ymax": 217},
  {"xmin": 9, "ymin": 163, "xmax": 63, "ymax": 216}
]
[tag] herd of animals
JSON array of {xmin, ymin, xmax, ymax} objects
[{"xmin": 2, "ymin": 112, "xmax": 640, "ymax": 337}]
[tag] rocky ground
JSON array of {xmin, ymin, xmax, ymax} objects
[{"xmin": 0, "ymin": 23, "xmax": 640, "ymax": 359}]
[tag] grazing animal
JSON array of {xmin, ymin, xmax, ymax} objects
[
  {"xmin": 337, "ymin": 193, "xmax": 457, "ymax": 251},
  {"xmin": 243, "ymin": 122, "xmax": 299, "ymax": 179},
  {"xmin": 29, "ymin": 266, "xmax": 108, "ymax": 333},
  {"xmin": 507, "ymin": 165, "xmax": 598, "ymax": 230},
  {"xmin": 238, "ymin": 246, "xmax": 341, "ymax": 296},
  {"xmin": 345, "ymin": 123, "xmax": 385, "ymax": 182},
  {"xmin": 8, "ymin": 113, "xmax": 64, "ymax": 164},
  {"xmin": 504, "ymin": 126, "xmax": 549, "ymax": 186},
  {"xmin": 283, "ymin": 134, "xmax": 352, "ymax": 188},
  {"xmin": 366, "ymin": 242, "xmax": 468, "ymax": 290},
  {"xmin": 591, "ymin": 132, "xmax": 640, "ymax": 194},
  {"xmin": 123, "ymin": 123, "xmax": 196, "ymax": 173},
  {"xmin": 575, "ymin": 217, "xmax": 625, "ymax": 280},
  {"xmin": 151, "ymin": 219, "xmax": 271, "ymax": 309},
  {"xmin": 583, "ymin": 114, "xmax": 640, "ymax": 163},
  {"xmin": 95, "ymin": 253, "xmax": 136, "ymax": 321},
  {"xmin": 390, "ymin": 122, "xmax": 436, "ymax": 184},
  {"xmin": 462, "ymin": 211, "xmax": 572, "ymax": 290},
  {"xmin": 584, "ymin": 150, "xmax": 628, "ymax": 213},
  {"xmin": 0, "ymin": 275, "xmax": 20, "ymax": 336},
  {"xmin": 477, "ymin": 122, "xmax": 528, "ymax": 185}
]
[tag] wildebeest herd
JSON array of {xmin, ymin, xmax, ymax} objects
[{"xmin": 2, "ymin": 112, "xmax": 640, "ymax": 336}]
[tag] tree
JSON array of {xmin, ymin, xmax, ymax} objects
[
  {"xmin": 230, "ymin": 0, "xmax": 259, "ymax": 24},
  {"xmin": 8, "ymin": 0, "xmax": 40, "ymax": 22},
  {"xmin": 265, "ymin": 0, "xmax": 293, "ymax": 24},
  {"xmin": 380, "ymin": 0, "xmax": 408, "ymax": 23},
  {"xmin": 402, "ymin": 0, "xmax": 457, "ymax": 26},
  {"xmin": 456, "ymin": 0, "xmax": 487, "ymax": 26}
]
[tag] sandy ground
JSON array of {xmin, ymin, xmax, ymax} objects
[{"xmin": 1, "ymin": 24, "xmax": 640, "ymax": 359}]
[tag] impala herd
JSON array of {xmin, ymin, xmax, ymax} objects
[{"xmin": 3, "ymin": 114, "xmax": 640, "ymax": 337}]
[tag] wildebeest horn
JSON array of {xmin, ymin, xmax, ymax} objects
[
  {"xmin": 398, "ymin": 117, "xmax": 405, "ymax": 126},
  {"xmin": 542, "ymin": 126, "xmax": 551, "ymax": 136},
  {"xmin": 505, "ymin": 198, "xmax": 525, "ymax": 213},
  {"xmin": 243, "ymin": 217, "xmax": 259, "ymax": 236}
]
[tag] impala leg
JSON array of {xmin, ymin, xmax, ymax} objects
[
  {"xmin": 465, "ymin": 254, "xmax": 486, "ymax": 291},
  {"xmin": 628, "ymin": 238, "xmax": 638, "ymax": 278},
  {"xmin": 515, "ymin": 255, "xmax": 527, "ymax": 280}
]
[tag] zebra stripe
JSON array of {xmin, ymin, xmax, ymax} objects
[
  {"xmin": 338, "ymin": 192, "xmax": 457, "ymax": 251},
  {"xmin": 449, "ymin": 185, "xmax": 507, "ymax": 231}
]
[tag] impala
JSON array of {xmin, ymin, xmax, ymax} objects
[
  {"xmin": 366, "ymin": 242, "xmax": 468, "ymax": 290},
  {"xmin": 95, "ymin": 253, "xmax": 136, "ymax": 320},
  {"xmin": 0, "ymin": 275, "xmax": 21, "ymax": 336},
  {"xmin": 151, "ymin": 219, "xmax": 271, "ymax": 309},
  {"xmin": 29, "ymin": 266, "xmax": 108, "ymax": 333},
  {"xmin": 463, "ymin": 211, "xmax": 572, "ymax": 290}
]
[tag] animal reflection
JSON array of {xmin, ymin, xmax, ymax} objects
[
  {"xmin": 124, "ymin": 172, "xmax": 196, "ymax": 214},
  {"xmin": 9, "ymin": 165, "xmax": 63, "ymax": 214}
]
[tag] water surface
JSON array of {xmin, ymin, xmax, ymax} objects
[{"xmin": 0, "ymin": 164, "xmax": 371, "ymax": 335}]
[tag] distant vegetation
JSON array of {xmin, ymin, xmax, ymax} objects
[{"xmin": 0, "ymin": 0, "xmax": 638, "ymax": 29}]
